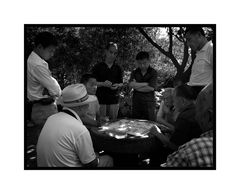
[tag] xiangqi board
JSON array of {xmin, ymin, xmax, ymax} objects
[{"xmin": 99, "ymin": 119, "xmax": 160, "ymax": 137}]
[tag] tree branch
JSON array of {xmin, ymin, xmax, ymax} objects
[
  {"xmin": 174, "ymin": 34, "xmax": 184, "ymax": 42},
  {"xmin": 137, "ymin": 27, "xmax": 170, "ymax": 58},
  {"xmin": 137, "ymin": 27, "xmax": 181, "ymax": 71},
  {"xmin": 169, "ymin": 27, "xmax": 173, "ymax": 54},
  {"xmin": 181, "ymin": 42, "xmax": 189, "ymax": 68},
  {"xmin": 181, "ymin": 49, "xmax": 196, "ymax": 83}
]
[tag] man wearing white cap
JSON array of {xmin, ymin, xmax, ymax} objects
[{"xmin": 37, "ymin": 84, "xmax": 113, "ymax": 167}]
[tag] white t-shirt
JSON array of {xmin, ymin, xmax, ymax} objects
[
  {"xmin": 188, "ymin": 41, "xmax": 213, "ymax": 86},
  {"xmin": 87, "ymin": 95, "xmax": 100, "ymax": 120},
  {"xmin": 37, "ymin": 107, "xmax": 96, "ymax": 167}
]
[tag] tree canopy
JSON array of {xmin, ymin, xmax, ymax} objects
[{"xmin": 25, "ymin": 25, "xmax": 214, "ymax": 89}]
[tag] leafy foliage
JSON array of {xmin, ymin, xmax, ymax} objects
[{"xmin": 25, "ymin": 25, "xmax": 214, "ymax": 116}]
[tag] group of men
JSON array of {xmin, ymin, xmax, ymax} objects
[{"xmin": 26, "ymin": 26, "xmax": 214, "ymax": 168}]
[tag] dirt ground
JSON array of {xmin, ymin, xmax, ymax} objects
[{"xmin": 25, "ymin": 124, "xmax": 42, "ymax": 168}]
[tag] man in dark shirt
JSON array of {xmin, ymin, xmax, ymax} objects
[
  {"xmin": 170, "ymin": 101, "xmax": 201, "ymax": 147},
  {"xmin": 149, "ymin": 84, "xmax": 201, "ymax": 165},
  {"xmin": 92, "ymin": 42, "xmax": 123, "ymax": 120},
  {"xmin": 165, "ymin": 83, "xmax": 214, "ymax": 167},
  {"xmin": 129, "ymin": 51, "xmax": 158, "ymax": 121}
]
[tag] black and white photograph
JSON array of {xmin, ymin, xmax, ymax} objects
[
  {"xmin": 3, "ymin": 0, "xmax": 240, "ymax": 193},
  {"xmin": 24, "ymin": 24, "xmax": 215, "ymax": 169}
]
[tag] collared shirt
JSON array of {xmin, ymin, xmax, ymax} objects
[
  {"xmin": 37, "ymin": 107, "xmax": 96, "ymax": 167},
  {"xmin": 170, "ymin": 103, "xmax": 202, "ymax": 147},
  {"xmin": 130, "ymin": 66, "xmax": 158, "ymax": 101},
  {"xmin": 27, "ymin": 51, "xmax": 61, "ymax": 101},
  {"xmin": 189, "ymin": 41, "xmax": 213, "ymax": 86},
  {"xmin": 165, "ymin": 136, "xmax": 213, "ymax": 167},
  {"xmin": 200, "ymin": 130, "xmax": 213, "ymax": 138},
  {"xmin": 92, "ymin": 62, "xmax": 123, "ymax": 104}
]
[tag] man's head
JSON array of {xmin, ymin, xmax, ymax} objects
[
  {"xmin": 195, "ymin": 83, "xmax": 213, "ymax": 132},
  {"xmin": 136, "ymin": 51, "xmax": 150, "ymax": 72},
  {"xmin": 185, "ymin": 26, "xmax": 207, "ymax": 51},
  {"xmin": 59, "ymin": 84, "xmax": 95, "ymax": 117},
  {"xmin": 34, "ymin": 31, "xmax": 58, "ymax": 61},
  {"xmin": 173, "ymin": 84, "xmax": 195, "ymax": 112},
  {"xmin": 105, "ymin": 42, "xmax": 118, "ymax": 63},
  {"xmin": 80, "ymin": 74, "xmax": 97, "ymax": 95}
]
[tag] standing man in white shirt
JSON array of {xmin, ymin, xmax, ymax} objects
[
  {"xmin": 27, "ymin": 31, "xmax": 61, "ymax": 127},
  {"xmin": 185, "ymin": 26, "xmax": 213, "ymax": 99}
]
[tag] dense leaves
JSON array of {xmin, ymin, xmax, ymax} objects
[
  {"xmin": 25, "ymin": 25, "xmax": 214, "ymax": 117},
  {"xmin": 25, "ymin": 25, "xmax": 213, "ymax": 90}
]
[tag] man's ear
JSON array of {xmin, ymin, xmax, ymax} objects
[{"xmin": 180, "ymin": 97, "xmax": 186, "ymax": 105}]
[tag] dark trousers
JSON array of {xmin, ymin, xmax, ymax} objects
[
  {"xmin": 149, "ymin": 141, "xmax": 173, "ymax": 167},
  {"xmin": 26, "ymin": 99, "xmax": 33, "ymax": 121},
  {"xmin": 132, "ymin": 98, "xmax": 156, "ymax": 121},
  {"xmin": 191, "ymin": 85, "xmax": 205, "ymax": 100}
]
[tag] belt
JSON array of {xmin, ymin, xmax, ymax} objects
[{"xmin": 31, "ymin": 97, "xmax": 54, "ymax": 105}]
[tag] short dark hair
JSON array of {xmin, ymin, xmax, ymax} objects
[
  {"xmin": 34, "ymin": 31, "xmax": 57, "ymax": 48},
  {"xmin": 136, "ymin": 51, "xmax": 149, "ymax": 60},
  {"xmin": 105, "ymin": 42, "xmax": 118, "ymax": 50},
  {"xmin": 80, "ymin": 74, "xmax": 96, "ymax": 84},
  {"xmin": 175, "ymin": 84, "xmax": 195, "ymax": 100},
  {"xmin": 185, "ymin": 26, "xmax": 205, "ymax": 37}
]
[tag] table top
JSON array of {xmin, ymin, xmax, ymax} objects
[{"xmin": 88, "ymin": 119, "xmax": 164, "ymax": 154}]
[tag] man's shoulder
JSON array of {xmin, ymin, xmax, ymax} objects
[
  {"xmin": 54, "ymin": 112, "xmax": 86, "ymax": 129},
  {"xmin": 206, "ymin": 41, "xmax": 213, "ymax": 53},
  {"xmin": 28, "ymin": 52, "xmax": 48, "ymax": 69},
  {"xmin": 202, "ymin": 41, "xmax": 213, "ymax": 53},
  {"xmin": 178, "ymin": 104, "xmax": 196, "ymax": 119},
  {"xmin": 88, "ymin": 95, "xmax": 99, "ymax": 106},
  {"xmin": 131, "ymin": 68, "xmax": 140, "ymax": 74},
  {"xmin": 183, "ymin": 136, "xmax": 213, "ymax": 157},
  {"xmin": 114, "ymin": 63, "xmax": 123, "ymax": 72},
  {"xmin": 149, "ymin": 66, "xmax": 158, "ymax": 74},
  {"xmin": 93, "ymin": 62, "xmax": 105, "ymax": 68},
  {"xmin": 88, "ymin": 95, "xmax": 98, "ymax": 101},
  {"xmin": 145, "ymin": 66, "xmax": 157, "ymax": 77},
  {"xmin": 208, "ymin": 41, "xmax": 213, "ymax": 47}
]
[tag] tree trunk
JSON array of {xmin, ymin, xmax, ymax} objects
[
  {"xmin": 181, "ymin": 50, "xmax": 196, "ymax": 84},
  {"xmin": 137, "ymin": 27, "xmax": 194, "ymax": 86}
]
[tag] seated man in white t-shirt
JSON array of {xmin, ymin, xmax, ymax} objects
[
  {"xmin": 80, "ymin": 74, "xmax": 106, "ymax": 127},
  {"xmin": 37, "ymin": 84, "xmax": 113, "ymax": 167}
]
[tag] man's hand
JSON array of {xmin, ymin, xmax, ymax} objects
[
  {"xmin": 159, "ymin": 124, "xmax": 171, "ymax": 133},
  {"xmin": 110, "ymin": 83, "xmax": 119, "ymax": 90},
  {"xmin": 150, "ymin": 125, "xmax": 161, "ymax": 136},
  {"xmin": 103, "ymin": 80, "xmax": 112, "ymax": 87},
  {"xmin": 99, "ymin": 116, "xmax": 110, "ymax": 124},
  {"xmin": 98, "ymin": 155, "xmax": 114, "ymax": 167}
]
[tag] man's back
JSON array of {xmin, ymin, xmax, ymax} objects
[
  {"xmin": 86, "ymin": 95, "xmax": 99, "ymax": 120},
  {"xmin": 166, "ymin": 136, "xmax": 213, "ymax": 167},
  {"xmin": 37, "ymin": 111, "xmax": 96, "ymax": 167},
  {"xmin": 189, "ymin": 41, "xmax": 213, "ymax": 86},
  {"xmin": 27, "ymin": 51, "xmax": 61, "ymax": 101},
  {"xmin": 170, "ymin": 103, "xmax": 202, "ymax": 147}
]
